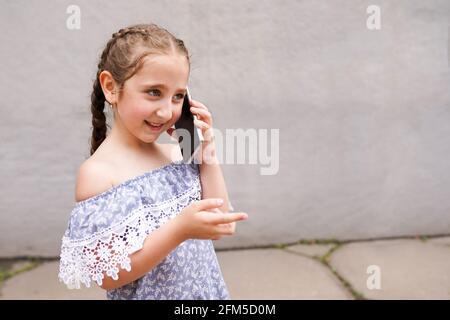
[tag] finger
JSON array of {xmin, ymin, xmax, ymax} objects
[
  {"xmin": 190, "ymin": 99, "xmax": 208, "ymax": 111},
  {"xmin": 216, "ymin": 222, "xmax": 236, "ymax": 235},
  {"xmin": 210, "ymin": 212, "xmax": 248, "ymax": 225},
  {"xmin": 217, "ymin": 222, "xmax": 234, "ymax": 231},
  {"xmin": 193, "ymin": 198, "xmax": 225, "ymax": 211},
  {"xmin": 190, "ymin": 106, "xmax": 211, "ymax": 118},
  {"xmin": 191, "ymin": 109, "xmax": 212, "ymax": 124},
  {"xmin": 194, "ymin": 118, "xmax": 210, "ymax": 129},
  {"xmin": 205, "ymin": 208, "xmax": 222, "ymax": 214}
]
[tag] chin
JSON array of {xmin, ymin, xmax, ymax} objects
[
  {"xmin": 145, "ymin": 136, "xmax": 159, "ymax": 143},
  {"xmin": 139, "ymin": 133, "xmax": 159, "ymax": 143}
]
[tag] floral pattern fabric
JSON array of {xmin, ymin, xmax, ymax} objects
[{"xmin": 58, "ymin": 160, "xmax": 230, "ymax": 300}]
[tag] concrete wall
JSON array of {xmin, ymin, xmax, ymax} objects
[{"xmin": 1, "ymin": 0, "xmax": 449, "ymax": 257}]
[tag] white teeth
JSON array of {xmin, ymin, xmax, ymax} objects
[{"xmin": 146, "ymin": 121, "xmax": 163, "ymax": 127}]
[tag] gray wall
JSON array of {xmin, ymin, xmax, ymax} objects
[{"xmin": 1, "ymin": 0, "xmax": 449, "ymax": 257}]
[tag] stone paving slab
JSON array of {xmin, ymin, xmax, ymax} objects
[
  {"xmin": 284, "ymin": 243, "xmax": 335, "ymax": 258},
  {"xmin": 427, "ymin": 236, "xmax": 450, "ymax": 246},
  {"xmin": 0, "ymin": 261, "xmax": 105, "ymax": 300},
  {"xmin": 0, "ymin": 249, "xmax": 351, "ymax": 300},
  {"xmin": 217, "ymin": 249, "xmax": 351, "ymax": 299},
  {"xmin": 329, "ymin": 238, "xmax": 450, "ymax": 299},
  {"xmin": 2, "ymin": 238, "xmax": 449, "ymax": 300}
]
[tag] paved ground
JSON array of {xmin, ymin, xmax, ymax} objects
[{"xmin": 1, "ymin": 236, "xmax": 449, "ymax": 300}]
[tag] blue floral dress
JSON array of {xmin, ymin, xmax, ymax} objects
[{"xmin": 58, "ymin": 160, "xmax": 231, "ymax": 300}]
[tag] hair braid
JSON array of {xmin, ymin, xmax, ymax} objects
[{"xmin": 89, "ymin": 71, "xmax": 108, "ymax": 156}]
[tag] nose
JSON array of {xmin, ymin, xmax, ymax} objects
[{"xmin": 155, "ymin": 104, "xmax": 173, "ymax": 122}]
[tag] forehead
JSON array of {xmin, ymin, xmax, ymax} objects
[{"xmin": 131, "ymin": 54, "xmax": 189, "ymax": 87}]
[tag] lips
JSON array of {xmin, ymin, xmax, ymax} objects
[{"xmin": 144, "ymin": 120, "xmax": 164, "ymax": 130}]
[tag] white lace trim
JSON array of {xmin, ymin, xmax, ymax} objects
[{"xmin": 58, "ymin": 180, "xmax": 200, "ymax": 289}]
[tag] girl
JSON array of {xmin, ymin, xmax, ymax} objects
[{"xmin": 58, "ymin": 23, "xmax": 248, "ymax": 300}]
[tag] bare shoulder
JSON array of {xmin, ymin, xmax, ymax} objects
[
  {"xmin": 75, "ymin": 143, "xmax": 181, "ymax": 202},
  {"xmin": 75, "ymin": 158, "xmax": 114, "ymax": 202}
]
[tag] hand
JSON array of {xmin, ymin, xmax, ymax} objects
[
  {"xmin": 174, "ymin": 198, "xmax": 248, "ymax": 241},
  {"xmin": 207, "ymin": 208, "xmax": 237, "ymax": 241},
  {"xmin": 189, "ymin": 99, "xmax": 214, "ymax": 143},
  {"xmin": 189, "ymin": 99, "xmax": 219, "ymax": 164}
]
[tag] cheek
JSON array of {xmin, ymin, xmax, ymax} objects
[
  {"xmin": 170, "ymin": 107, "xmax": 183, "ymax": 124},
  {"xmin": 135, "ymin": 105, "xmax": 152, "ymax": 119},
  {"xmin": 121, "ymin": 97, "xmax": 152, "ymax": 121},
  {"xmin": 122, "ymin": 106, "xmax": 147, "ymax": 122}
]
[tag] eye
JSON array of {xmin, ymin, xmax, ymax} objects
[
  {"xmin": 174, "ymin": 94, "xmax": 185, "ymax": 101},
  {"xmin": 147, "ymin": 89, "xmax": 161, "ymax": 96}
]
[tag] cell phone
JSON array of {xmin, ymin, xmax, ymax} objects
[{"xmin": 174, "ymin": 87, "xmax": 204, "ymax": 163}]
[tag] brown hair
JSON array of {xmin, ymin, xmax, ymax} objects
[{"xmin": 89, "ymin": 23, "xmax": 191, "ymax": 156}]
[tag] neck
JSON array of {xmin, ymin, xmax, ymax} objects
[{"xmin": 106, "ymin": 115, "xmax": 157, "ymax": 154}]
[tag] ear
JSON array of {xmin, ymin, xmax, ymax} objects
[{"xmin": 99, "ymin": 70, "xmax": 118, "ymax": 105}]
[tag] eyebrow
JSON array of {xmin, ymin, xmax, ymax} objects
[{"xmin": 141, "ymin": 83, "xmax": 187, "ymax": 93}]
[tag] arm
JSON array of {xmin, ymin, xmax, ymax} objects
[
  {"xmin": 198, "ymin": 140, "xmax": 232, "ymax": 213},
  {"xmin": 74, "ymin": 158, "xmax": 185, "ymax": 291},
  {"xmin": 187, "ymin": 98, "xmax": 232, "ymax": 213},
  {"xmin": 100, "ymin": 217, "xmax": 185, "ymax": 290}
]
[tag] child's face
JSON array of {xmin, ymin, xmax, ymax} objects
[{"xmin": 115, "ymin": 53, "xmax": 189, "ymax": 143}]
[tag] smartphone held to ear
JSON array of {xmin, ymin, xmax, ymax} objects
[
  {"xmin": 172, "ymin": 88, "xmax": 235, "ymax": 212},
  {"xmin": 173, "ymin": 87, "xmax": 204, "ymax": 163}
]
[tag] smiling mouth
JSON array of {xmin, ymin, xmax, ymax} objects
[{"xmin": 144, "ymin": 120, "xmax": 164, "ymax": 129}]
